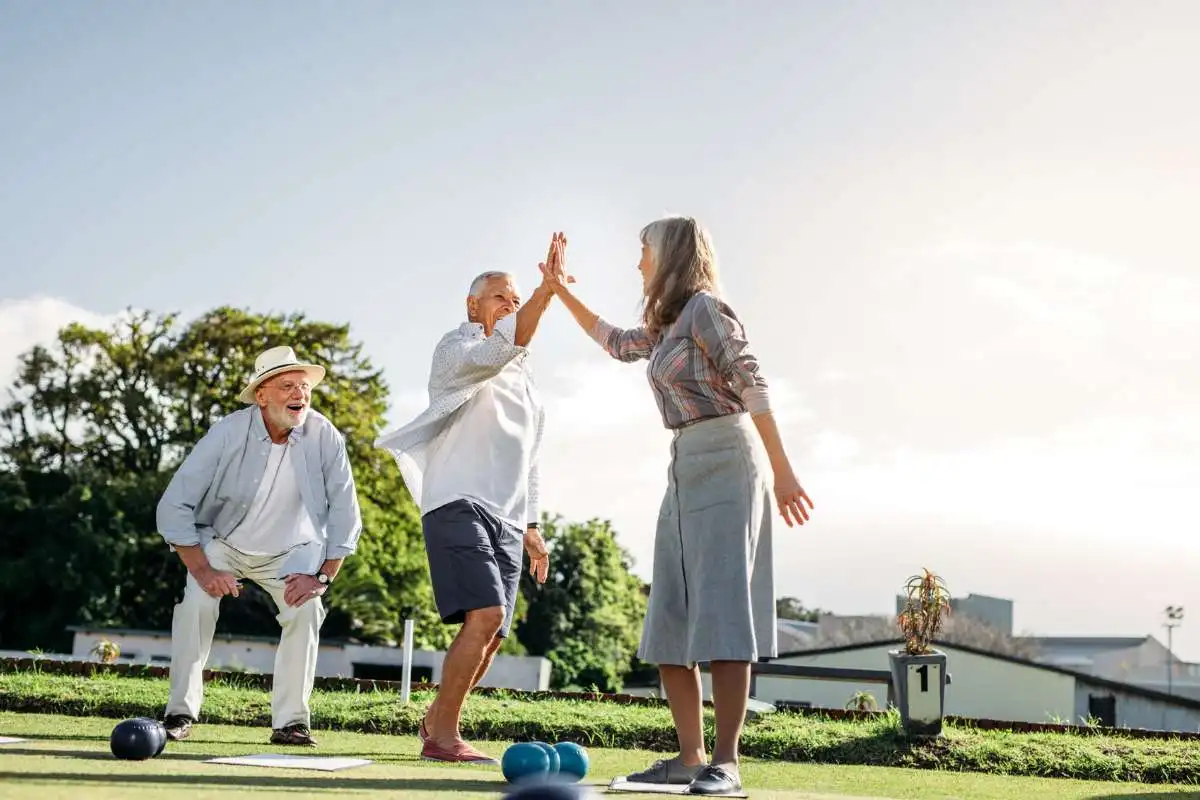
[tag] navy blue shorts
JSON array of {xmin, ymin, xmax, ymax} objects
[{"xmin": 421, "ymin": 499, "xmax": 524, "ymax": 638}]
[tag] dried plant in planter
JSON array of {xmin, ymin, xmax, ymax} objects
[
  {"xmin": 896, "ymin": 568, "xmax": 951, "ymax": 655},
  {"xmin": 889, "ymin": 568, "xmax": 952, "ymax": 737}
]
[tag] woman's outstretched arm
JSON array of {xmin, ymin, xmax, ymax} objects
[{"xmin": 540, "ymin": 242, "xmax": 653, "ymax": 363}]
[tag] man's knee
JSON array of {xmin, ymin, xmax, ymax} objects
[
  {"xmin": 281, "ymin": 598, "xmax": 325, "ymax": 629},
  {"xmin": 179, "ymin": 578, "xmax": 222, "ymax": 611},
  {"xmin": 464, "ymin": 606, "xmax": 505, "ymax": 638}
]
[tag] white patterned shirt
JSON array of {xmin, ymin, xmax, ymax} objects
[{"xmin": 375, "ymin": 314, "xmax": 545, "ymax": 530}]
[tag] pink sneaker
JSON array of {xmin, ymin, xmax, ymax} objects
[{"xmin": 420, "ymin": 738, "xmax": 498, "ymax": 764}]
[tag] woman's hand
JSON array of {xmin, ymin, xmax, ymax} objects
[{"xmin": 773, "ymin": 465, "xmax": 814, "ymax": 527}]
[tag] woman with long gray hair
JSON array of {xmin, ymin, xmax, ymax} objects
[{"xmin": 538, "ymin": 219, "xmax": 813, "ymax": 795}]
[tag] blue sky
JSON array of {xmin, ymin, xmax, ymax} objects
[{"xmin": 4, "ymin": 1, "xmax": 1200, "ymax": 660}]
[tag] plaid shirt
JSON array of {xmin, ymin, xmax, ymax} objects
[{"xmin": 588, "ymin": 291, "xmax": 771, "ymax": 429}]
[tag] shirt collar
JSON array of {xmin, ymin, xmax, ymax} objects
[{"xmin": 458, "ymin": 321, "xmax": 485, "ymax": 339}]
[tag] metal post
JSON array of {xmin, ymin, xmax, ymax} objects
[
  {"xmin": 401, "ymin": 618, "xmax": 414, "ymax": 704},
  {"xmin": 1164, "ymin": 605, "xmax": 1184, "ymax": 698}
]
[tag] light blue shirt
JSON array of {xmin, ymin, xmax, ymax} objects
[{"xmin": 156, "ymin": 405, "xmax": 362, "ymax": 561}]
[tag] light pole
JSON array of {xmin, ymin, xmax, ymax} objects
[{"xmin": 1164, "ymin": 605, "xmax": 1184, "ymax": 696}]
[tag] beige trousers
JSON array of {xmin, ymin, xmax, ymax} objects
[{"xmin": 166, "ymin": 538, "xmax": 326, "ymax": 730}]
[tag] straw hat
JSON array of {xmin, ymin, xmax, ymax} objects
[{"xmin": 238, "ymin": 346, "xmax": 326, "ymax": 404}]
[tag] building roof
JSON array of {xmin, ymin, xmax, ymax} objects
[
  {"xmin": 774, "ymin": 638, "xmax": 1200, "ymax": 712},
  {"xmin": 1023, "ymin": 636, "xmax": 1152, "ymax": 648}
]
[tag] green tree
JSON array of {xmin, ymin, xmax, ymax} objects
[
  {"xmin": 0, "ymin": 468, "xmax": 177, "ymax": 651},
  {"xmin": 776, "ymin": 596, "xmax": 823, "ymax": 622},
  {"xmin": 516, "ymin": 515, "xmax": 647, "ymax": 691},
  {"xmin": 0, "ymin": 307, "xmax": 447, "ymax": 650},
  {"xmin": 0, "ymin": 311, "xmax": 178, "ymax": 475}
]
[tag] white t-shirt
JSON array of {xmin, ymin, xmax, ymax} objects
[
  {"xmin": 225, "ymin": 442, "xmax": 319, "ymax": 556},
  {"xmin": 421, "ymin": 355, "xmax": 541, "ymax": 532}
]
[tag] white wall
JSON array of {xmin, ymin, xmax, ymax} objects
[
  {"xmin": 70, "ymin": 629, "xmax": 551, "ymax": 691},
  {"xmin": 718, "ymin": 643, "xmax": 1076, "ymax": 725},
  {"xmin": 1074, "ymin": 683, "xmax": 1200, "ymax": 732}
]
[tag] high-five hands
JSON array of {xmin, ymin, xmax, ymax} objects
[{"xmin": 539, "ymin": 232, "xmax": 573, "ymax": 290}]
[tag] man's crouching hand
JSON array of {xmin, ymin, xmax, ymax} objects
[
  {"xmin": 283, "ymin": 573, "xmax": 326, "ymax": 607},
  {"xmin": 193, "ymin": 566, "xmax": 241, "ymax": 599},
  {"xmin": 524, "ymin": 527, "xmax": 549, "ymax": 584}
]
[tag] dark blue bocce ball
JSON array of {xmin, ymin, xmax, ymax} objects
[
  {"xmin": 110, "ymin": 717, "xmax": 166, "ymax": 760},
  {"xmin": 552, "ymin": 742, "xmax": 589, "ymax": 782},
  {"xmin": 149, "ymin": 718, "xmax": 167, "ymax": 756}
]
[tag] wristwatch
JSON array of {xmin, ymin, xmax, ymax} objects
[{"xmin": 315, "ymin": 572, "xmax": 332, "ymax": 586}]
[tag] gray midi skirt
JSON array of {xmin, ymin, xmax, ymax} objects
[{"xmin": 638, "ymin": 412, "xmax": 778, "ymax": 666}]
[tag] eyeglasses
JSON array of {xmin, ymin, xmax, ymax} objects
[{"xmin": 269, "ymin": 380, "xmax": 312, "ymax": 395}]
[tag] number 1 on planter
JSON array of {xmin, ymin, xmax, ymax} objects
[{"xmin": 907, "ymin": 663, "xmax": 941, "ymax": 724}]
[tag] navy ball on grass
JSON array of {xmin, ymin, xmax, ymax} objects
[
  {"xmin": 502, "ymin": 741, "xmax": 551, "ymax": 784},
  {"xmin": 148, "ymin": 718, "xmax": 167, "ymax": 756},
  {"xmin": 552, "ymin": 741, "xmax": 589, "ymax": 782},
  {"xmin": 110, "ymin": 717, "xmax": 165, "ymax": 761}
]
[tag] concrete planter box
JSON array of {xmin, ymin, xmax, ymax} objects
[{"xmin": 888, "ymin": 648, "xmax": 948, "ymax": 737}]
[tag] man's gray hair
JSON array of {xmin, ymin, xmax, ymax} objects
[{"xmin": 468, "ymin": 271, "xmax": 512, "ymax": 297}]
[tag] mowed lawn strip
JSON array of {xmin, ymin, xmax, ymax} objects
[
  {"xmin": 2, "ymin": 670, "xmax": 1200, "ymax": 786},
  {"xmin": 3, "ymin": 712, "xmax": 1200, "ymax": 800}
]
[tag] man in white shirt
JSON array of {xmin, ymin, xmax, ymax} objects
[
  {"xmin": 376, "ymin": 236, "xmax": 567, "ymax": 763},
  {"xmin": 156, "ymin": 346, "xmax": 362, "ymax": 747}
]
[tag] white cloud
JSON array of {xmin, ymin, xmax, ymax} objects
[
  {"xmin": 0, "ymin": 296, "xmax": 114, "ymax": 391},
  {"xmin": 815, "ymin": 369, "xmax": 852, "ymax": 384},
  {"xmin": 537, "ymin": 358, "xmax": 661, "ymax": 438},
  {"xmin": 806, "ymin": 429, "xmax": 863, "ymax": 467},
  {"xmin": 820, "ymin": 237, "xmax": 1200, "ymax": 455},
  {"xmin": 905, "ymin": 237, "xmax": 1199, "ymax": 346}
]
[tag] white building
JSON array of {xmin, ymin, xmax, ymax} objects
[
  {"xmin": 709, "ymin": 639, "xmax": 1200, "ymax": 733},
  {"xmin": 67, "ymin": 625, "xmax": 551, "ymax": 692},
  {"xmin": 1025, "ymin": 635, "xmax": 1200, "ymax": 701}
]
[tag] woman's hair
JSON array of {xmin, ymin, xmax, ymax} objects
[{"xmin": 640, "ymin": 215, "xmax": 721, "ymax": 336}]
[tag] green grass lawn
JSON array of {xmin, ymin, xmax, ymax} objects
[
  {"xmin": 6, "ymin": 670, "xmax": 1200, "ymax": 785},
  {"xmin": 1, "ymin": 711, "xmax": 1199, "ymax": 800},
  {"xmin": 3, "ymin": 667, "xmax": 1200, "ymax": 798}
]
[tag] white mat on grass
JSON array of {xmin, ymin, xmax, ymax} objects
[
  {"xmin": 607, "ymin": 777, "xmax": 748, "ymax": 797},
  {"xmin": 0, "ymin": 736, "xmax": 27, "ymax": 745},
  {"xmin": 206, "ymin": 753, "xmax": 372, "ymax": 771}
]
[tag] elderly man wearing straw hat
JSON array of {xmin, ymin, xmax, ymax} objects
[{"xmin": 155, "ymin": 345, "xmax": 362, "ymax": 747}]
